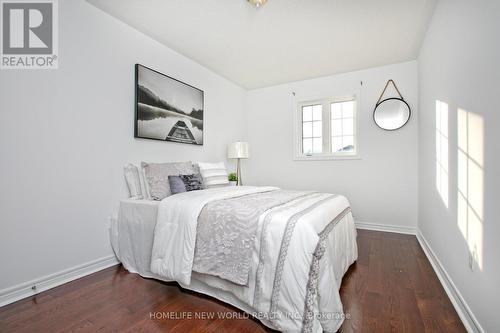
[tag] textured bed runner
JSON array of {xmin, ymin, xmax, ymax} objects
[{"xmin": 193, "ymin": 190, "xmax": 311, "ymax": 285}]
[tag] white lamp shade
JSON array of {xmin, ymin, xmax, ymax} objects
[{"xmin": 228, "ymin": 142, "xmax": 249, "ymax": 159}]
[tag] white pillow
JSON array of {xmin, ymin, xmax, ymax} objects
[
  {"xmin": 139, "ymin": 165, "xmax": 151, "ymax": 200},
  {"xmin": 124, "ymin": 164, "xmax": 143, "ymax": 199},
  {"xmin": 197, "ymin": 162, "xmax": 229, "ymax": 188}
]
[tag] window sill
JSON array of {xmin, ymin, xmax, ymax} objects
[{"xmin": 293, "ymin": 154, "xmax": 361, "ymax": 161}]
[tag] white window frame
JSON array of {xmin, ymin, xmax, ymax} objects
[{"xmin": 294, "ymin": 95, "xmax": 360, "ymax": 161}]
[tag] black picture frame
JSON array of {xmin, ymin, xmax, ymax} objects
[{"xmin": 134, "ymin": 64, "xmax": 204, "ymax": 145}]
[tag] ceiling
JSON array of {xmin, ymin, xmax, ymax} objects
[{"xmin": 86, "ymin": 0, "xmax": 436, "ymax": 90}]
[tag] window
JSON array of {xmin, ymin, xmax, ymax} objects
[
  {"xmin": 302, "ymin": 104, "xmax": 323, "ymax": 154},
  {"xmin": 295, "ymin": 96, "xmax": 357, "ymax": 160},
  {"xmin": 331, "ymin": 100, "xmax": 355, "ymax": 154}
]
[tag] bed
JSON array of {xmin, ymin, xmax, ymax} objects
[{"xmin": 110, "ymin": 186, "xmax": 357, "ymax": 333}]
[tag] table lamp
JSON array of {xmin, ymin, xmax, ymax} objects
[{"xmin": 227, "ymin": 142, "xmax": 249, "ymax": 186}]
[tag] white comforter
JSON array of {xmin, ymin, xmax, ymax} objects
[{"xmin": 150, "ymin": 186, "xmax": 358, "ymax": 333}]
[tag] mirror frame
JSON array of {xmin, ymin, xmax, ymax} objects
[{"xmin": 373, "ymin": 97, "xmax": 411, "ymax": 131}]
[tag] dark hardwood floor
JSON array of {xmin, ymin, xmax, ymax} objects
[{"xmin": 0, "ymin": 230, "xmax": 466, "ymax": 333}]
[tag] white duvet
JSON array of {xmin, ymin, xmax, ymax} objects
[{"xmin": 150, "ymin": 186, "xmax": 358, "ymax": 333}]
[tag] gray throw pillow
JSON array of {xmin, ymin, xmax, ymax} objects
[
  {"xmin": 168, "ymin": 175, "xmax": 187, "ymax": 195},
  {"xmin": 141, "ymin": 161, "xmax": 195, "ymax": 200}
]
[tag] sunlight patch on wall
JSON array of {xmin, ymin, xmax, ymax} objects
[
  {"xmin": 457, "ymin": 108, "xmax": 484, "ymax": 271},
  {"xmin": 436, "ymin": 101, "xmax": 449, "ymax": 207}
]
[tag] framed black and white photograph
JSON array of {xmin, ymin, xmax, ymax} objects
[{"xmin": 135, "ymin": 64, "xmax": 204, "ymax": 145}]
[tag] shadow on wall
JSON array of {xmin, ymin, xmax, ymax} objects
[{"xmin": 435, "ymin": 101, "xmax": 484, "ymax": 272}]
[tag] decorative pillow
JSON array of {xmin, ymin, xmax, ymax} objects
[
  {"xmin": 141, "ymin": 161, "xmax": 195, "ymax": 200},
  {"xmin": 168, "ymin": 174, "xmax": 204, "ymax": 195},
  {"xmin": 181, "ymin": 174, "xmax": 204, "ymax": 191},
  {"xmin": 124, "ymin": 164, "xmax": 143, "ymax": 199},
  {"xmin": 168, "ymin": 175, "xmax": 187, "ymax": 195},
  {"xmin": 197, "ymin": 162, "xmax": 229, "ymax": 188}
]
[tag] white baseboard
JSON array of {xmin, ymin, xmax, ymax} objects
[
  {"xmin": 355, "ymin": 221, "xmax": 417, "ymax": 235},
  {"xmin": 416, "ymin": 231, "xmax": 484, "ymax": 333},
  {"xmin": 0, "ymin": 255, "xmax": 119, "ymax": 307}
]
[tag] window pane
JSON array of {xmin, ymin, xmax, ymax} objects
[
  {"xmin": 303, "ymin": 106, "xmax": 312, "ymax": 121},
  {"xmin": 331, "ymin": 103, "xmax": 342, "ymax": 119},
  {"xmin": 332, "ymin": 137, "xmax": 343, "ymax": 152},
  {"xmin": 312, "ymin": 121, "xmax": 322, "ymax": 137},
  {"xmin": 342, "ymin": 101, "xmax": 354, "ymax": 118},
  {"xmin": 332, "ymin": 119, "xmax": 342, "ymax": 136},
  {"xmin": 303, "ymin": 122, "xmax": 312, "ymax": 138},
  {"xmin": 343, "ymin": 136, "xmax": 354, "ymax": 152},
  {"xmin": 343, "ymin": 118, "xmax": 354, "ymax": 136},
  {"xmin": 312, "ymin": 105, "xmax": 322, "ymax": 121},
  {"xmin": 313, "ymin": 138, "xmax": 322, "ymax": 153},
  {"xmin": 303, "ymin": 138, "xmax": 312, "ymax": 154}
]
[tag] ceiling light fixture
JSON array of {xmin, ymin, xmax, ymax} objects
[{"xmin": 247, "ymin": 0, "xmax": 267, "ymax": 8}]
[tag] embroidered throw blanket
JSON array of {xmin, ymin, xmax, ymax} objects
[{"xmin": 193, "ymin": 190, "xmax": 310, "ymax": 285}]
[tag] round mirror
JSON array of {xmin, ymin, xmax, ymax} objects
[{"xmin": 373, "ymin": 98, "xmax": 411, "ymax": 131}]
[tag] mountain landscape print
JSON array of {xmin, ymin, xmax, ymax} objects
[{"xmin": 135, "ymin": 64, "xmax": 204, "ymax": 145}]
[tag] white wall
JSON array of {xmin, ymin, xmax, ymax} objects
[
  {"xmin": 245, "ymin": 62, "xmax": 418, "ymax": 229},
  {"xmin": 418, "ymin": 1, "xmax": 500, "ymax": 332},
  {"xmin": 0, "ymin": 0, "xmax": 247, "ymax": 291}
]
